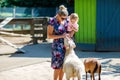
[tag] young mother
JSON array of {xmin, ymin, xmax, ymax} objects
[{"xmin": 47, "ymin": 5, "xmax": 70, "ymax": 80}]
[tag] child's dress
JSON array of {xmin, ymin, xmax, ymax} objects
[{"xmin": 67, "ymin": 21, "xmax": 79, "ymax": 32}]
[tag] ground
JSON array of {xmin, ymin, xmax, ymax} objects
[{"xmin": 0, "ymin": 35, "xmax": 120, "ymax": 80}]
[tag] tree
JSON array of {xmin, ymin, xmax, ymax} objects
[{"xmin": 0, "ymin": 0, "xmax": 74, "ymax": 7}]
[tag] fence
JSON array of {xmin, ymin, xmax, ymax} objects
[
  {"xmin": 0, "ymin": 7, "xmax": 74, "ymax": 44},
  {"xmin": 0, "ymin": 17, "xmax": 49, "ymax": 44},
  {"xmin": 0, "ymin": 7, "xmax": 74, "ymax": 18}
]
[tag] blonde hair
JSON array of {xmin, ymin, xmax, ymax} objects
[
  {"xmin": 57, "ymin": 5, "xmax": 68, "ymax": 16},
  {"xmin": 70, "ymin": 13, "xmax": 79, "ymax": 20},
  {"xmin": 59, "ymin": 5, "xmax": 67, "ymax": 11}
]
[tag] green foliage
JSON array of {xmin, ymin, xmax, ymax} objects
[
  {"xmin": 0, "ymin": 0, "xmax": 74, "ymax": 7},
  {"xmin": 0, "ymin": 0, "xmax": 8, "ymax": 7}
]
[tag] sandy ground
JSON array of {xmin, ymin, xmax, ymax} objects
[
  {"xmin": 0, "ymin": 36, "xmax": 120, "ymax": 80},
  {"xmin": 0, "ymin": 35, "xmax": 43, "ymax": 54},
  {"xmin": 0, "ymin": 56, "xmax": 120, "ymax": 80}
]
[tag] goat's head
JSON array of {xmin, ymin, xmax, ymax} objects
[{"xmin": 64, "ymin": 37, "xmax": 76, "ymax": 50}]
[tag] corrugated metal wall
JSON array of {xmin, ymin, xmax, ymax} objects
[
  {"xmin": 75, "ymin": 0, "xmax": 96, "ymax": 44},
  {"xmin": 75, "ymin": 0, "xmax": 120, "ymax": 51},
  {"xmin": 96, "ymin": 0, "xmax": 120, "ymax": 51}
]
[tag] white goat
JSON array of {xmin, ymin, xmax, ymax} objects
[{"xmin": 63, "ymin": 37, "xmax": 85, "ymax": 80}]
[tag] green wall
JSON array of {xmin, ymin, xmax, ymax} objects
[{"xmin": 75, "ymin": 0, "xmax": 96, "ymax": 44}]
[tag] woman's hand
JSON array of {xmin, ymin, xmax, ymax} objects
[{"xmin": 63, "ymin": 33, "xmax": 70, "ymax": 38}]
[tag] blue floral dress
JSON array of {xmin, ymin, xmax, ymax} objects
[{"xmin": 49, "ymin": 17, "xmax": 68, "ymax": 69}]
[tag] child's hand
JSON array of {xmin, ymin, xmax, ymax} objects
[
  {"xmin": 71, "ymin": 26, "xmax": 75, "ymax": 30},
  {"xmin": 71, "ymin": 26, "xmax": 78, "ymax": 32}
]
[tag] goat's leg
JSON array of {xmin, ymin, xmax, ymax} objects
[
  {"xmin": 90, "ymin": 74, "xmax": 92, "ymax": 80},
  {"xmin": 66, "ymin": 75, "xmax": 70, "ymax": 80},
  {"xmin": 66, "ymin": 78, "xmax": 69, "ymax": 80},
  {"xmin": 67, "ymin": 78, "xmax": 70, "ymax": 80},
  {"xmin": 91, "ymin": 73, "xmax": 95, "ymax": 80},
  {"xmin": 86, "ymin": 72, "xmax": 87, "ymax": 80},
  {"xmin": 98, "ymin": 73, "xmax": 101, "ymax": 80},
  {"xmin": 92, "ymin": 73, "xmax": 95, "ymax": 80},
  {"xmin": 78, "ymin": 75, "xmax": 81, "ymax": 80},
  {"xmin": 98, "ymin": 69, "xmax": 101, "ymax": 80},
  {"xmin": 66, "ymin": 77, "xmax": 69, "ymax": 80},
  {"xmin": 98, "ymin": 65, "xmax": 101, "ymax": 80},
  {"xmin": 77, "ymin": 73, "xmax": 82, "ymax": 80}
]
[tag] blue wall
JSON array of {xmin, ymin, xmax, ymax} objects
[{"xmin": 96, "ymin": 0, "xmax": 120, "ymax": 51}]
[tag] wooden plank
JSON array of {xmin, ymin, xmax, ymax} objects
[
  {"xmin": 0, "ymin": 30, "xmax": 31, "ymax": 34},
  {"xmin": 0, "ymin": 31, "xmax": 31, "ymax": 37},
  {"xmin": 0, "ymin": 17, "xmax": 48, "ymax": 44},
  {"xmin": 0, "ymin": 17, "xmax": 13, "ymax": 28}
]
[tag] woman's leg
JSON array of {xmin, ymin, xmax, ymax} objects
[
  {"xmin": 54, "ymin": 69, "xmax": 60, "ymax": 80},
  {"xmin": 59, "ymin": 68, "xmax": 64, "ymax": 80}
]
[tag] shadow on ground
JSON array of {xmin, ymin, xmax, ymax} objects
[
  {"xmin": 10, "ymin": 43, "xmax": 120, "ymax": 58},
  {"xmin": 9, "ymin": 43, "xmax": 120, "ymax": 73},
  {"xmin": 10, "ymin": 43, "xmax": 52, "ymax": 58}
]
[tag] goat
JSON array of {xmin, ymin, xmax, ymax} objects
[
  {"xmin": 84, "ymin": 58, "xmax": 101, "ymax": 80},
  {"xmin": 63, "ymin": 37, "xmax": 85, "ymax": 80}
]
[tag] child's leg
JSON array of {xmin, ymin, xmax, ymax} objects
[
  {"xmin": 71, "ymin": 31, "xmax": 76, "ymax": 41},
  {"xmin": 70, "ymin": 30, "xmax": 75, "ymax": 37}
]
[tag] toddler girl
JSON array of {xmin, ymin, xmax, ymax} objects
[{"xmin": 68, "ymin": 13, "xmax": 79, "ymax": 37}]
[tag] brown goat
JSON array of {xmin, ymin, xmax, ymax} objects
[{"xmin": 84, "ymin": 58, "xmax": 101, "ymax": 80}]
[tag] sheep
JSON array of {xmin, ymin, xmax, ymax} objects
[
  {"xmin": 63, "ymin": 37, "xmax": 85, "ymax": 80},
  {"xmin": 84, "ymin": 58, "xmax": 101, "ymax": 80}
]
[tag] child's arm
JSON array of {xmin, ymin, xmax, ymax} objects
[
  {"xmin": 70, "ymin": 24, "xmax": 79, "ymax": 37},
  {"xmin": 71, "ymin": 26, "xmax": 78, "ymax": 32}
]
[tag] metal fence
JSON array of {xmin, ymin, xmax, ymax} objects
[{"xmin": 0, "ymin": 7, "xmax": 74, "ymax": 18}]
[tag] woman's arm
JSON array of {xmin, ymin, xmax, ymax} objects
[{"xmin": 47, "ymin": 25, "xmax": 66, "ymax": 39}]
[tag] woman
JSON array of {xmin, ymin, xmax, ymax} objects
[{"xmin": 47, "ymin": 5, "xmax": 70, "ymax": 80}]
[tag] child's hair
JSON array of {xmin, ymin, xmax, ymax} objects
[
  {"xmin": 57, "ymin": 5, "xmax": 68, "ymax": 16},
  {"xmin": 70, "ymin": 13, "xmax": 79, "ymax": 21}
]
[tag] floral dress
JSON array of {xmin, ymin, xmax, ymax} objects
[{"xmin": 49, "ymin": 17, "xmax": 68, "ymax": 69}]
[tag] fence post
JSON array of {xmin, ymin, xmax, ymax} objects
[
  {"xmin": 13, "ymin": 7, "xmax": 16, "ymax": 18},
  {"xmin": 31, "ymin": 8, "xmax": 34, "ymax": 18},
  {"xmin": 13, "ymin": 7, "xmax": 16, "ymax": 30}
]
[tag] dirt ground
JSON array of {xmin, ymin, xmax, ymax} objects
[
  {"xmin": 0, "ymin": 35, "xmax": 32, "ymax": 44},
  {"xmin": 0, "ymin": 35, "xmax": 32, "ymax": 54},
  {"xmin": 0, "ymin": 35, "xmax": 120, "ymax": 80}
]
